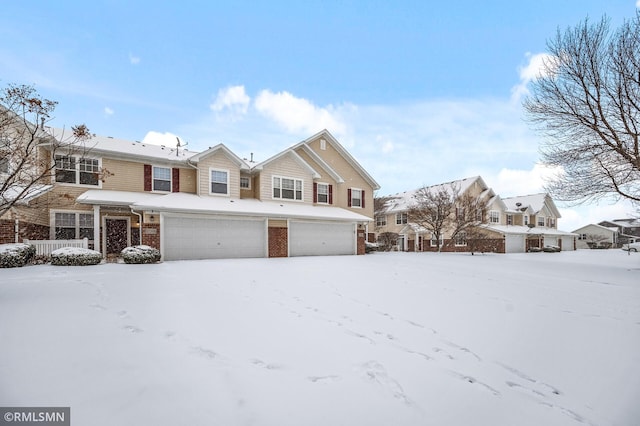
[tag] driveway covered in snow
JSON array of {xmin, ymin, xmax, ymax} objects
[{"xmin": 1, "ymin": 251, "xmax": 639, "ymax": 426}]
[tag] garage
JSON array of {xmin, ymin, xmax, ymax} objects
[
  {"xmin": 162, "ymin": 214, "xmax": 266, "ymax": 260},
  {"xmin": 505, "ymin": 234, "xmax": 526, "ymax": 253},
  {"xmin": 559, "ymin": 235, "xmax": 576, "ymax": 251},
  {"xmin": 289, "ymin": 221, "xmax": 356, "ymax": 256}
]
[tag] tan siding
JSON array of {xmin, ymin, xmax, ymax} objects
[
  {"xmin": 268, "ymin": 219, "xmax": 288, "ymax": 228},
  {"xmin": 179, "ymin": 168, "xmax": 197, "ymax": 193},
  {"xmin": 14, "ymin": 186, "xmax": 93, "ymax": 227},
  {"xmin": 196, "ymin": 152, "xmax": 241, "ymax": 197},
  {"xmin": 259, "ymin": 155, "xmax": 314, "ymax": 203},
  {"xmin": 101, "ymin": 158, "xmax": 145, "ymax": 192}
]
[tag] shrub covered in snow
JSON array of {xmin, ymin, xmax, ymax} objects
[
  {"xmin": 121, "ymin": 245, "xmax": 161, "ymax": 264},
  {"xmin": 0, "ymin": 243, "xmax": 36, "ymax": 268},
  {"xmin": 51, "ymin": 247, "xmax": 103, "ymax": 266}
]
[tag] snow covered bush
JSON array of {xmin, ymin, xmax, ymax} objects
[
  {"xmin": 51, "ymin": 247, "xmax": 103, "ymax": 266},
  {"xmin": 121, "ymin": 245, "xmax": 161, "ymax": 264},
  {"xmin": 0, "ymin": 243, "xmax": 36, "ymax": 268}
]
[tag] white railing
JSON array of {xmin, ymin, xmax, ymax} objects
[{"xmin": 24, "ymin": 238, "xmax": 89, "ymax": 256}]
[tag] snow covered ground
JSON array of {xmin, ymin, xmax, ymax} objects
[{"xmin": 1, "ymin": 250, "xmax": 639, "ymax": 426}]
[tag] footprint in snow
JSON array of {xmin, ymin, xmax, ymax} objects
[
  {"xmin": 360, "ymin": 361, "xmax": 413, "ymax": 406},
  {"xmin": 122, "ymin": 325, "xmax": 143, "ymax": 333},
  {"xmin": 250, "ymin": 359, "xmax": 284, "ymax": 370},
  {"xmin": 307, "ymin": 375, "xmax": 340, "ymax": 383},
  {"xmin": 191, "ymin": 346, "xmax": 219, "ymax": 360}
]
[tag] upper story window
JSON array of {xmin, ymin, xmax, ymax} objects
[
  {"xmin": 537, "ymin": 216, "xmax": 545, "ymax": 227},
  {"xmin": 153, "ymin": 166, "xmax": 172, "ymax": 192},
  {"xmin": 273, "ymin": 176, "xmax": 302, "ymax": 201},
  {"xmin": 524, "ymin": 215, "xmax": 529, "ymax": 225},
  {"xmin": 547, "ymin": 217, "xmax": 556, "ymax": 228},
  {"xmin": 240, "ymin": 176, "xmax": 250, "ymax": 189},
  {"xmin": 489, "ymin": 211, "xmax": 500, "ymax": 224},
  {"xmin": 376, "ymin": 215, "xmax": 387, "ymax": 226},
  {"xmin": 55, "ymin": 155, "xmax": 100, "ymax": 186},
  {"xmin": 506, "ymin": 214, "xmax": 513, "ymax": 225},
  {"xmin": 316, "ymin": 183, "xmax": 329, "ymax": 204},
  {"xmin": 396, "ymin": 212, "xmax": 408, "ymax": 225},
  {"xmin": 349, "ymin": 188, "xmax": 363, "ymax": 208},
  {"xmin": 210, "ymin": 169, "xmax": 229, "ymax": 195}
]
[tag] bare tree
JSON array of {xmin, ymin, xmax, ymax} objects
[
  {"xmin": 523, "ymin": 13, "xmax": 640, "ymax": 206},
  {"xmin": 0, "ymin": 84, "xmax": 92, "ymax": 217},
  {"xmin": 407, "ymin": 184, "xmax": 459, "ymax": 252}
]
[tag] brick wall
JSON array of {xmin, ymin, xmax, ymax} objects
[
  {"xmin": 0, "ymin": 220, "xmax": 50, "ymax": 244},
  {"xmin": 141, "ymin": 223, "xmax": 160, "ymax": 250},
  {"xmin": 357, "ymin": 230, "xmax": 366, "ymax": 255},
  {"xmin": 268, "ymin": 227, "xmax": 288, "ymax": 258}
]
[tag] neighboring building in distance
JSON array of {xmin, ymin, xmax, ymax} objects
[
  {"xmin": 375, "ymin": 176, "xmax": 576, "ymax": 253},
  {"xmin": 572, "ymin": 223, "xmax": 619, "ymax": 249},
  {"xmin": 0, "ymin": 128, "xmax": 379, "ymax": 260},
  {"xmin": 597, "ymin": 219, "xmax": 640, "ymax": 246}
]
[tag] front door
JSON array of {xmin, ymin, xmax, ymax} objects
[{"xmin": 105, "ymin": 218, "xmax": 130, "ymax": 254}]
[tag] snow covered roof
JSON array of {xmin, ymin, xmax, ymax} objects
[
  {"xmin": 2, "ymin": 184, "xmax": 53, "ymax": 205},
  {"xmin": 43, "ymin": 128, "xmax": 198, "ymax": 165},
  {"xmin": 382, "ymin": 176, "xmax": 486, "ymax": 213},
  {"xmin": 77, "ymin": 190, "xmax": 371, "ymax": 222},
  {"xmin": 501, "ymin": 193, "xmax": 560, "ymax": 218},
  {"xmin": 77, "ymin": 190, "xmax": 165, "ymax": 206},
  {"xmin": 484, "ymin": 224, "xmax": 577, "ymax": 236},
  {"xmin": 188, "ymin": 143, "xmax": 251, "ymax": 170},
  {"xmin": 133, "ymin": 192, "xmax": 372, "ymax": 222},
  {"xmin": 571, "ymin": 223, "xmax": 619, "ymax": 234}
]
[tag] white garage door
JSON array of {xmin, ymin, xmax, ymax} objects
[
  {"xmin": 560, "ymin": 235, "xmax": 575, "ymax": 251},
  {"xmin": 289, "ymin": 221, "xmax": 356, "ymax": 257},
  {"xmin": 505, "ymin": 234, "xmax": 526, "ymax": 253},
  {"xmin": 163, "ymin": 215, "xmax": 266, "ymax": 260}
]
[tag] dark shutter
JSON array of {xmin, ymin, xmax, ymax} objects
[
  {"xmin": 348, "ymin": 188, "xmax": 352, "ymax": 207},
  {"xmin": 172, "ymin": 168, "xmax": 180, "ymax": 192},
  {"xmin": 313, "ymin": 182, "xmax": 318, "ymax": 203},
  {"xmin": 144, "ymin": 164, "xmax": 152, "ymax": 191},
  {"xmin": 328, "ymin": 184, "xmax": 333, "ymax": 204},
  {"xmin": 362, "ymin": 190, "xmax": 365, "ymax": 208}
]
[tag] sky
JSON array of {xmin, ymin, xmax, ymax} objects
[{"xmin": 1, "ymin": 0, "xmax": 639, "ymax": 231}]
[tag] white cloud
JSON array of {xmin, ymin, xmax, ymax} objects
[
  {"xmin": 637, "ymin": 0, "xmax": 640, "ymax": 8},
  {"xmin": 104, "ymin": 107, "xmax": 114, "ymax": 116},
  {"xmin": 210, "ymin": 85, "xmax": 251, "ymax": 117},
  {"xmin": 142, "ymin": 130, "xmax": 183, "ymax": 147},
  {"xmin": 490, "ymin": 163, "xmax": 562, "ymax": 197},
  {"xmin": 511, "ymin": 52, "xmax": 554, "ymax": 101},
  {"xmin": 254, "ymin": 89, "xmax": 347, "ymax": 135},
  {"xmin": 129, "ymin": 53, "xmax": 141, "ymax": 65}
]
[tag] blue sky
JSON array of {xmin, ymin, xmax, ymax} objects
[{"xmin": 1, "ymin": 1, "xmax": 639, "ymax": 231}]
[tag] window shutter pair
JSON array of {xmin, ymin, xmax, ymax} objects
[
  {"xmin": 313, "ymin": 182, "xmax": 334, "ymax": 204},
  {"xmin": 143, "ymin": 164, "xmax": 180, "ymax": 192}
]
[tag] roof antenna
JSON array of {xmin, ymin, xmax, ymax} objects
[{"xmin": 250, "ymin": 152, "xmax": 254, "ymax": 162}]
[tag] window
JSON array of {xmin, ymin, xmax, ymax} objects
[
  {"xmin": 210, "ymin": 169, "xmax": 229, "ymax": 195},
  {"xmin": 240, "ymin": 176, "xmax": 250, "ymax": 189},
  {"xmin": 537, "ymin": 216, "xmax": 545, "ymax": 227},
  {"xmin": 376, "ymin": 215, "xmax": 387, "ymax": 226},
  {"xmin": 455, "ymin": 232, "xmax": 467, "ymax": 246},
  {"xmin": 316, "ymin": 183, "xmax": 329, "ymax": 204},
  {"xmin": 153, "ymin": 166, "xmax": 171, "ymax": 192},
  {"xmin": 524, "ymin": 215, "xmax": 529, "ymax": 226},
  {"xmin": 430, "ymin": 234, "xmax": 443, "ymax": 247},
  {"xmin": 55, "ymin": 155, "xmax": 100, "ymax": 186},
  {"xmin": 273, "ymin": 176, "xmax": 302, "ymax": 201},
  {"xmin": 396, "ymin": 212, "xmax": 408, "ymax": 225},
  {"xmin": 579, "ymin": 233, "xmax": 587, "ymax": 240},
  {"xmin": 320, "ymin": 139, "xmax": 326, "ymax": 150},
  {"xmin": 547, "ymin": 217, "xmax": 556, "ymax": 228},
  {"xmin": 54, "ymin": 212, "xmax": 94, "ymax": 241},
  {"xmin": 456, "ymin": 207, "xmax": 465, "ymax": 220},
  {"xmin": 476, "ymin": 209, "xmax": 483, "ymax": 222},
  {"xmin": 489, "ymin": 211, "xmax": 500, "ymax": 224},
  {"xmin": 350, "ymin": 188, "xmax": 363, "ymax": 208},
  {"xmin": 506, "ymin": 214, "xmax": 513, "ymax": 225}
]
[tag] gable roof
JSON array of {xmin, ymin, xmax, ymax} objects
[
  {"xmin": 571, "ymin": 223, "xmax": 619, "ymax": 234},
  {"xmin": 292, "ymin": 129, "xmax": 380, "ymax": 190},
  {"xmin": 253, "ymin": 149, "xmax": 321, "ymax": 179},
  {"xmin": 502, "ymin": 193, "xmax": 561, "ymax": 218},
  {"xmin": 187, "ymin": 143, "xmax": 251, "ymax": 170},
  {"xmin": 382, "ymin": 176, "xmax": 487, "ymax": 214}
]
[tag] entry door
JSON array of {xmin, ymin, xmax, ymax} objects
[{"xmin": 105, "ymin": 218, "xmax": 130, "ymax": 254}]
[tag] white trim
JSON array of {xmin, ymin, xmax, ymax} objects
[
  {"xmin": 53, "ymin": 154, "xmax": 103, "ymax": 189},
  {"xmin": 316, "ymin": 182, "xmax": 330, "ymax": 204},
  {"xmin": 209, "ymin": 167, "xmax": 230, "ymax": 196},
  {"xmin": 152, "ymin": 165, "xmax": 172, "ymax": 193},
  {"xmin": 350, "ymin": 187, "xmax": 363, "ymax": 208},
  {"xmin": 93, "ymin": 205, "xmax": 101, "ymax": 254},
  {"xmin": 272, "ymin": 175, "xmax": 304, "ymax": 202},
  {"xmin": 50, "ymin": 209, "xmax": 96, "ymax": 247}
]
